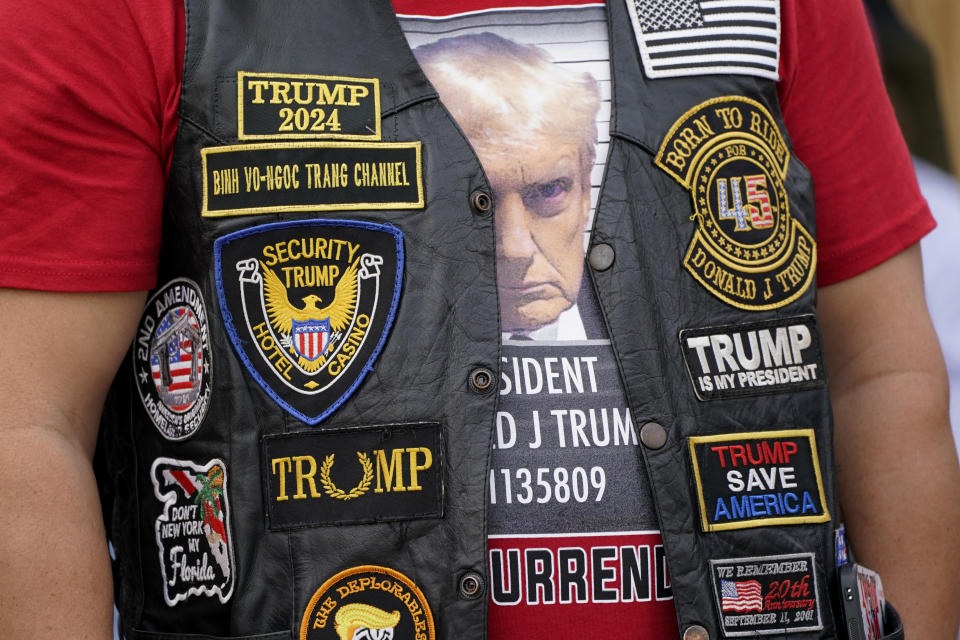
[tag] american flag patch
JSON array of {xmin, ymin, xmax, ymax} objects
[
  {"xmin": 624, "ymin": 0, "xmax": 780, "ymax": 80},
  {"xmin": 720, "ymin": 579, "xmax": 763, "ymax": 612}
]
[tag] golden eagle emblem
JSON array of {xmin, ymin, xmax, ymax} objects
[{"xmin": 260, "ymin": 259, "xmax": 359, "ymax": 372}]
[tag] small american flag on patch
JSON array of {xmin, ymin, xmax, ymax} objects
[
  {"xmin": 720, "ymin": 579, "xmax": 764, "ymax": 612},
  {"xmin": 624, "ymin": 0, "xmax": 780, "ymax": 80}
]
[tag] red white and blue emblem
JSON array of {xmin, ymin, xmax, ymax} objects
[
  {"xmin": 292, "ymin": 318, "xmax": 331, "ymax": 362},
  {"xmin": 134, "ymin": 279, "xmax": 213, "ymax": 440}
]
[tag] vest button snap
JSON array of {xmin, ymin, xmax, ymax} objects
[
  {"xmin": 470, "ymin": 367, "xmax": 495, "ymax": 393},
  {"xmin": 683, "ymin": 625, "xmax": 709, "ymax": 640},
  {"xmin": 458, "ymin": 571, "xmax": 484, "ymax": 599},
  {"xmin": 471, "ymin": 189, "xmax": 493, "ymax": 214},
  {"xmin": 588, "ymin": 243, "xmax": 615, "ymax": 271},
  {"xmin": 640, "ymin": 421, "xmax": 667, "ymax": 450}
]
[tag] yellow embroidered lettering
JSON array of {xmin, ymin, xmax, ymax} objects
[
  {"xmin": 293, "ymin": 455, "xmax": 322, "ymax": 499},
  {"xmin": 272, "ymin": 457, "xmax": 293, "ymax": 501}
]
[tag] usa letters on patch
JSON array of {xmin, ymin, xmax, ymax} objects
[
  {"xmin": 689, "ymin": 429, "xmax": 829, "ymax": 531},
  {"xmin": 215, "ymin": 219, "xmax": 402, "ymax": 425}
]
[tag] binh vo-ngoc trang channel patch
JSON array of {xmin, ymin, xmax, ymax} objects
[
  {"xmin": 679, "ymin": 315, "xmax": 825, "ymax": 401},
  {"xmin": 214, "ymin": 219, "xmax": 402, "ymax": 425},
  {"xmin": 201, "ymin": 141, "xmax": 423, "ymax": 217},
  {"xmin": 655, "ymin": 96, "xmax": 816, "ymax": 311},
  {"xmin": 689, "ymin": 429, "xmax": 829, "ymax": 532}
]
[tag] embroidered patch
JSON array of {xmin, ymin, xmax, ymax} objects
[
  {"xmin": 679, "ymin": 315, "xmax": 824, "ymax": 401},
  {"xmin": 656, "ymin": 97, "xmax": 816, "ymax": 310},
  {"xmin": 624, "ymin": 0, "xmax": 780, "ymax": 80},
  {"xmin": 133, "ymin": 278, "xmax": 213, "ymax": 440},
  {"xmin": 299, "ymin": 565, "xmax": 435, "ymax": 640},
  {"xmin": 710, "ymin": 553, "xmax": 823, "ymax": 636},
  {"xmin": 237, "ymin": 72, "xmax": 381, "ymax": 141},
  {"xmin": 201, "ymin": 141, "xmax": 423, "ymax": 217},
  {"xmin": 263, "ymin": 423, "xmax": 443, "ymax": 529},
  {"xmin": 151, "ymin": 457, "xmax": 234, "ymax": 606},
  {"xmin": 215, "ymin": 219, "xmax": 403, "ymax": 425},
  {"xmin": 689, "ymin": 429, "xmax": 829, "ymax": 532}
]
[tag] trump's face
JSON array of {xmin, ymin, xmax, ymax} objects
[{"xmin": 473, "ymin": 136, "xmax": 591, "ymax": 333}]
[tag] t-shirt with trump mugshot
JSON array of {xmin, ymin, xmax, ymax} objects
[{"xmin": 396, "ymin": 3, "xmax": 678, "ymax": 637}]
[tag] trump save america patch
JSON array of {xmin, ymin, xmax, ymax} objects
[
  {"xmin": 689, "ymin": 429, "xmax": 829, "ymax": 532},
  {"xmin": 215, "ymin": 219, "xmax": 403, "ymax": 425}
]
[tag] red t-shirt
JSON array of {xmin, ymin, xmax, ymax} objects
[{"xmin": 0, "ymin": 0, "xmax": 932, "ymax": 292}]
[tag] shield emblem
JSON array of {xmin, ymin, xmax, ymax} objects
[
  {"xmin": 214, "ymin": 219, "xmax": 403, "ymax": 425},
  {"xmin": 292, "ymin": 318, "xmax": 331, "ymax": 362}
]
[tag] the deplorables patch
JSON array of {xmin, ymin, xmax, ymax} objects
[
  {"xmin": 237, "ymin": 71, "xmax": 381, "ymax": 141},
  {"xmin": 133, "ymin": 278, "xmax": 213, "ymax": 440},
  {"xmin": 624, "ymin": 0, "xmax": 781, "ymax": 81},
  {"xmin": 263, "ymin": 423, "xmax": 443, "ymax": 529},
  {"xmin": 299, "ymin": 565, "xmax": 435, "ymax": 640},
  {"xmin": 656, "ymin": 97, "xmax": 816, "ymax": 310},
  {"xmin": 151, "ymin": 457, "xmax": 235, "ymax": 607},
  {"xmin": 679, "ymin": 315, "xmax": 824, "ymax": 401},
  {"xmin": 215, "ymin": 219, "xmax": 403, "ymax": 425},
  {"xmin": 710, "ymin": 553, "xmax": 823, "ymax": 636},
  {"xmin": 201, "ymin": 141, "xmax": 423, "ymax": 216},
  {"xmin": 689, "ymin": 429, "xmax": 830, "ymax": 532}
]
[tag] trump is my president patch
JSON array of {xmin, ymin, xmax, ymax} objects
[{"xmin": 215, "ymin": 219, "xmax": 403, "ymax": 425}]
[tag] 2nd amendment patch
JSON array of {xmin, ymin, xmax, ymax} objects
[
  {"xmin": 214, "ymin": 219, "xmax": 403, "ymax": 425},
  {"xmin": 656, "ymin": 96, "xmax": 816, "ymax": 310},
  {"xmin": 710, "ymin": 553, "xmax": 823, "ymax": 636},
  {"xmin": 202, "ymin": 141, "xmax": 423, "ymax": 216},
  {"xmin": 300, "ymin": 565, "xmax": 435, "ymax": 640},
  {"xmin": 679, "ymin": 315, "xmax": 825, "ymax": 401},
  {"xmin": 689, "ymin": 430, "xmax": 829, "ymax": 532},
  {"xmin": 263, "ymin": 423, "xmax": 443, "ymax": 529},
  {"xmin": 237, "ymin": 72, "xmax": 380, "ymax": 141}
]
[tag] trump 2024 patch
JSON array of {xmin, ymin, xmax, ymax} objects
[
  {"xmin": 689, "ymin": 429, "xmax": 829, "ymax": 532},
  {"xmin": 215, "ymin": 219, "xmax": 403, "ymax": 425}
]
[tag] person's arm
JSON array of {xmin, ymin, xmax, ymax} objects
[
  {"xmin": 818, "ymin": 243, "xmax": 960, "ymax": 639},
  {"xmin": 0, "ymin": 288, "xmax": 145, "ymax": 639}
]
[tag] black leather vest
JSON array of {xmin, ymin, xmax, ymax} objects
[{"xmin": 101, "ymin": 1, "xmax": 845, "ymax": 638}]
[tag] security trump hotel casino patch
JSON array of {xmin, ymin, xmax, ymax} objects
[{"xmin": 215, "ymin": 219, "xmax": 403, "ymax": 425}]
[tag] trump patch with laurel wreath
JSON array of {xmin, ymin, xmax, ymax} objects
[
  {"xmin": 262, "ymin": 423, "xmax": 443, "ymax": 529},
  {"xmin": 215, "ymin": 219, "xmax": 403, "ymax": 425},
  {"xmin": 656, "ymin": 96, "xmax": 816, "ymax": 310}
]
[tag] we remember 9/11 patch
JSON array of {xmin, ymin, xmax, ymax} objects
[
  {"xmin": 689, "ymin": 430, "xmax": 829, "ymax": 532},
  {"xmin": 710, "ymin": 553, "xmax": 823, "ymax": 636},
  {"xmin": 679, "ymin": 315, "xmax": 825, "ymax": 401}
]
